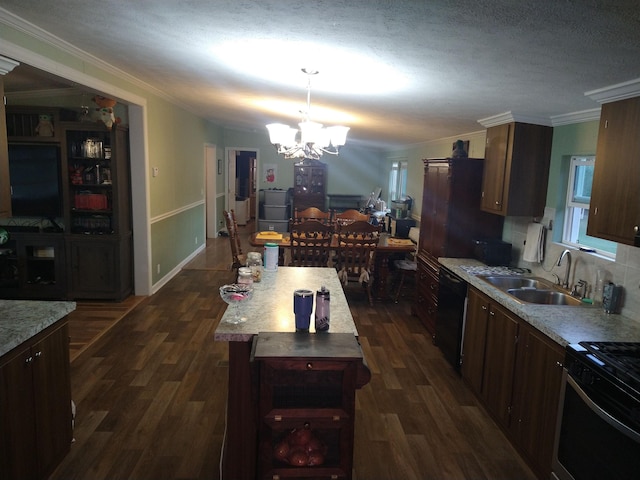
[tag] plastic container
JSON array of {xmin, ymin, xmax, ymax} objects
[
  {"xmin": 263, "ymin": 205, "xmax": 289, "ymax": 220},
  {"xmin": 258, "ymin": 219, "xmax": 289, "ymax": 233},
  {"xmin": 246, "ymin": 252, "xmax": 262, "ymax": 282},
  {"xmin": 263, "ymin": 189, "xmax": 288, "ymax": 205},
  {"xmin": 237, "ymin": 267, "xmax": 253, "ymax": 286},
  {"xmin": 264, "ymin": 243, "xmax": 278, "ymax": 272}
]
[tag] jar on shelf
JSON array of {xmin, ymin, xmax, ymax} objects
[
  {"xmin": 246, "ymin": 252, "xmax": 262, "ymax": 282},
  {"xmin": 237, "ymin": 267, "xmax": 253, "ymax": 286}
]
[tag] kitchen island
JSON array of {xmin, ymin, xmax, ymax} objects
[
  {"xmin": 214, "ymin": 267, "xmax": 369, "ymax": 480},
  {"xmin": 0, "ymin": 299, "xmax": 76, "ymax": 480}
]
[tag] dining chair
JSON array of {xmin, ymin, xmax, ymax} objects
[
  {"xmin": 223, "ymin": 209, "xmax": 245, "ymax": 270},
  {"xmin": 289, "ymin": 219, "xmax": 334, "ymax": 267},
  {"xmin": 335, "ymin": 220, "xmax": 381, "ymax": 305},
  {"xmin": 293, "ymin": 206, "xmax": 333, "ymax": 225},
  {"xmin": 334, "ymin": 209, "xmax": 369, "ymax": 226}
]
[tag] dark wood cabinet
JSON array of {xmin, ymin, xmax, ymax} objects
[
  {"xmin": 0, "ymin": 320, "xmax": 72, "ymax": 480},
  {"xmin": 1, "ymin": 107, "xmax": 133, "ymax": 300},
  {"xmin": 253, "ymin": 332, "xmax": 369, "ymax": 480},
  {"xmin": 293, "ymin": 161, "xmax": 327, "ymax": 211},
  {"xmin": 462, "ymin": 286, "xmax": 564, "ymax": 480},
  {"xmin": 63, "ymin": 122, "xmax": 132, "ymax": 300},
  {"xmin": 0, "ymin": 233, "xmax": 66, "ymax": 300},
  {"xmin": 416, "ymin": 158, "xmax": 503, "ymax": 335},
  {"xmin": 481, "ymin": 122, "xmax": 553, "ymax": 217},
  {"xmin": 0, "ymin": 78, "xmax": 10, "ymax": 218},
  {"xmin": 587, "ymin": 96, "xmax": 640, "ymax": 246},
  {"xmin": 511, "ymin": 322, "xmax": 564, "ymax": 479}
]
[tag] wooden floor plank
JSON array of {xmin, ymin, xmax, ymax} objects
[{"xmin": 52, "ymin": 223, "xmax": 537, "ymax": 480}]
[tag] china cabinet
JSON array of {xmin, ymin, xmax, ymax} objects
[{"xmin": 293, "ymin": 160, "xmax": 327, "ymax": 211}]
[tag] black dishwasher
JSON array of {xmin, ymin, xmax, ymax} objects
[{"xmin": 435, "ymin": 266, "xmax": 468, "ymax": 371}]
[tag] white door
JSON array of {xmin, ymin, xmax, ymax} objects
[{"xmin": 205, "ymin": 144, "xmax": 217, "ymax": 238}]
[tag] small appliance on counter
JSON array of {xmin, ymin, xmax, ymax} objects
[
  {"xmin": 472, "ymin": 238, "xmax": 512, "ymax": 266},
  {"xmin": 390, "ymin": 196, "xmax": 412, "ymax": 219}
]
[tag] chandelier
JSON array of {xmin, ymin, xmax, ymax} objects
[{"xmin": 266, "ymin": 69, "xmax": 349, "ymax": 160}]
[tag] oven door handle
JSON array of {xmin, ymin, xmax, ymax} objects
[{"xmin": 567, "ymin": 375, "xmax": 640, "ymax": 443}]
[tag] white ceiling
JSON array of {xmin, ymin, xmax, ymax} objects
[{"xmin": 2, "ymin": 1, "xmax": 640, "ymax": 148}]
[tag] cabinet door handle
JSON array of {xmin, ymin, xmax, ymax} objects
[
  {"xmin": 306, "ymin": 362, "xmax": 313, "ymax": 370},
  {"xmin": 489, "ymin": 311, "xmax": 495, "ymax": 316},
  {"xmin": 556, "ymin": 361, "xmax": 564, "ymax": 368},
  {"xmin": 634, "ymin": 225, "xmax": 639, "ymax": 234},
  {"xmin": 34, "ymin": 351, "xmax": 42, "ymax": 359},
  {"xmin": 481, "ymin": 305, "xmax": 488, "ymax": 311},
  {"xmin": 25, "ymin": 356, "xmax": 33, "ymax": 364}
]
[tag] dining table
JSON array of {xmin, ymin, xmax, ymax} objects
[
  {"xmin": 249, "ymin": 231, "xmax": 417, "ymax": 301},
  {"xmin": 214, "ymin": 267, "xmax": 370, "ymax": 480}
]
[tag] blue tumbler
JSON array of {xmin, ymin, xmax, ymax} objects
[{"xmin": 293, "ymin": 289, "xmax": 314, "ymax": 332}]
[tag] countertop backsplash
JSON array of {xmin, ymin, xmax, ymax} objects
[{"xmin": 504, "ymin": 214, "xmax": 640, "ymax": 322}]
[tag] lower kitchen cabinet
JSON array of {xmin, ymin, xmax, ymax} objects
[
  {"xmin": 461, "ymin": 286, "xmax": 564, "ymax": 479},
  {"xmin": 0, "ymin": 320, "xmax": 72, "ymax": 480},
  {"xmin": 415, "ymin": 254, "xmax": 439, "ymax": 336},
  {"xmin": 511, "ymin": 322, "xmax": 564, "ymax": 479}
]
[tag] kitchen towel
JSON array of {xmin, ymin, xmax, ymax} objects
[{"xmin": 523, "ymin": 222, "xmax": 545, "ymax": 263}]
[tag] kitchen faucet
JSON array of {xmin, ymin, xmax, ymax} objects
[{"xmin": 557, "ymin": 249, "xmax": 572, "ymax": 289}]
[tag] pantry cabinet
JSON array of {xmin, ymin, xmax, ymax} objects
[
  {"xmin": 417, "ymin": 158, "xmax": 503, "ymax": 336},
  {"xmin": 481, "ymin": 122, "xmax": 552, "ymax": 217},
  {"xmin": 461, "ymin": 286, "xmax": 564, "ymax": 479},
  {"xmin": 0, "ymin": 320, "xmax": 72, "ymax": 480},
  {"xmin": 587, "ymin": 96, "xmax": 640, "ymax": 246}
]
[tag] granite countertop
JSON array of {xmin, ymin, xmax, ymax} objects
[
  {"xmin": 214, "ymin": 267, "xmax": 358, "ymax": 342},
  {"xmin": 0, "ymin": 300, "xmax": 77, "ymax": 357},
  {"xmin": 439, "ymin": 258, "xmax": 640, "ymax": 346}
]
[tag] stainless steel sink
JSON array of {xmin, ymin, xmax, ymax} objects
[
  {"xmin": 506, "ymin": 288, "xmax": 583, "ymax": 306},
  {"xmin": 480, "ymin": 275, "xmax": 554, "ymax": 290},
  {"xmin": 479, "ymin": 275, "xmax": 584, "ymax": 306}
]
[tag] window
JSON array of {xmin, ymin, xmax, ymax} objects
[
  {"xmin": 388, "ymin": 160, "xmax": 408, "ymax": 202},
  {"xmin": 563, "ymin": 156, "xmax": 616, "ymax": 256}
]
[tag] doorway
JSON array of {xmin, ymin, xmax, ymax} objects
[
  {"xmin": 205, "ymin": 144, "xmax": 217, "ymax": 238},
  {"xmin": 226, "ymin": 147, "xmax": 258, "ymax": 222}
]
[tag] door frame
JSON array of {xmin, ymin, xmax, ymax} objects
[{"xmin": 225, "ymin": 146, "xmax": 260, "ymax": 218}]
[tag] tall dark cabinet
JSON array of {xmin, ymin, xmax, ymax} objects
[
  {"xmin": 63, "ymin": 123, "xmax": 132, "ymax": 300},
  {"xmin": 2, "ymin": 106, "xmax": 132, "ymax": 301},
  {"xmin": 416, "ymin": 157, "xmax": 503, "ymax": 335}
]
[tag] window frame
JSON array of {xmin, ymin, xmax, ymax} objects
[
  {"xmin": 562, "ymin": 155, "xmax": 616, "ymax": 258},
  {"xmin": 388, "ymin": 160, "xmax": 408, "ymax": 203}
]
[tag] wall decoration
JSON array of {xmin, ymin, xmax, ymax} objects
[
  {"xmin": 263, "ymin": 163, "xmax": 277, "ymax": 183},
  {"xmin": 452, "ymin": 139, "xmax": 469, "ymax": 158}
]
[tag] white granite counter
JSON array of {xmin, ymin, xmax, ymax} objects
[
  {"xmin": 0, "ymin": 300, "xmax": 76, "ymax": 357},
  {"xmin": 214, "ymin": 267, "xmax": 358, "ymax": 342},
  {"xmin": 439, "ymin": 258, "xmax": 640, "ymax": 346}
]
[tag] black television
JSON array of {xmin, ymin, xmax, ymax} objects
[{"xmin": 8, "ymin": 144, "xmax": 63, "ymax": 218}]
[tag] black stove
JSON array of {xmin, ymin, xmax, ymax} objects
[{"xmin": 565, "ymin": 342, "xmax": 640, "ymax": 431}]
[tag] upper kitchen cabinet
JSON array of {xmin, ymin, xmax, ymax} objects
[
  {"xmin": 587, "ymin": 97, "xmax": 640, "ymax": 246},
  {"xmin": 481, "ymin": 122, "xmax": 553, "ymax": 217}
]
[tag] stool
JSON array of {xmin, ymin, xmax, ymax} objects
[{"xmin": 393, "ymin": 258, "xmax": 417, "ymax": 303}]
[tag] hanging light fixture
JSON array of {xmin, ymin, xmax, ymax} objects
[{"xmin": 266, "ymin": 69, "xmax": 349, "ymax": 160}]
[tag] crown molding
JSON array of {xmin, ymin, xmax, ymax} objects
[
  {"xmin": 585, "ymin": 77, "xmax": 640, "ymax": 104},
  {"xmin": 477, "ymin": 111, "xmax": 553, "ymax": 128},
  {"xmin": 0, "ymin": 55, "xmax": 19, "ymax": 75},
  {"xmin": 6, "ymin": 86, "xmax": 83, "ymax": 101},
  {"xmin": 550, "ymin": 108, "xmax": 600, "ymax": 126}
]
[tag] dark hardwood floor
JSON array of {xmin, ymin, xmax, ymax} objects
[{"xmin": 54, "ymin": 221, "xmax": 537, "ymax": 480}]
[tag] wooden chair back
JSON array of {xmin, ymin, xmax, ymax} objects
[
  {"xmin": 289, "ymin": 220, "xmax": 334, "ymax": 267},
  {"xmin": 335, "ymin": 221, "xmax": 381, "ymax": 305},
  {"xmin": 335, "ymin": 209, "xmax": 369, "ymax": 226},
  {"xmin": 293, "ymin": 207, "xmax": 332, "ymax": 225},
  {"xmin": 223, "ymin": 209, "xmax": 244, "ymax": 270}
]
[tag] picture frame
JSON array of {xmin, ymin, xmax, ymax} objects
[{"xmin": 217, "ymin": 158, "xmax": 222, "ymax": 175}]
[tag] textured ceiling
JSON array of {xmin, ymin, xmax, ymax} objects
[{"xmin": 2, "ymin": 0, "xmax": 640, "ymax": 147}]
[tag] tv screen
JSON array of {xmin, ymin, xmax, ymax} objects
[{"xmin": 8, "ymin": 144, "xmax": 62, "ymax": 218}]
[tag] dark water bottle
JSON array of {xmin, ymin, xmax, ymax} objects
[{"xmin": 315, "ymin": 286, "xmax": 330, "ymax": 332}]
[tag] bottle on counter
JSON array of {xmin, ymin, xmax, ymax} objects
[
  {"xmin": 315, "ymin": 286, "xmax": 330, "ymax": 332},
  {"xmin": 237, "ymin": 267, "xmax": 253, "ymax": 287}
]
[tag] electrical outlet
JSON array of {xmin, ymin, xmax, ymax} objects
[
  {"xmin": 195, "ymin": 236, "xmax": 198, "ymax": 245},
  {"xmin": 157, "ymin": 263, "xmax": 160, "ymax": 274}
]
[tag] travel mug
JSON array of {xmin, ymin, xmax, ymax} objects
[{"xmin": 293, "ymin": 289, "xmax": 314, "ymax": 332}]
